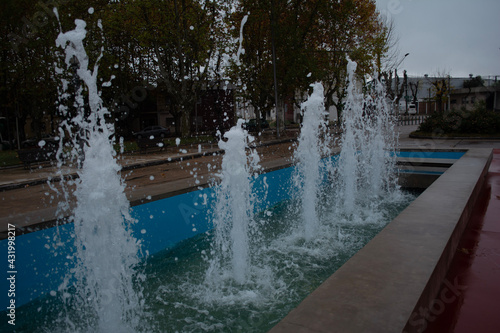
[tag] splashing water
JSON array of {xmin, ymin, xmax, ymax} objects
[
  {"xmin": 235, "ymin": 13, "xmax": 249, "ymax": 66},
  {"xmin": 53, "ymin": 13, "xmax": 144, "ymax": 332},
  {"xmin": 363, "ymin": 71, "xmax": 399, "ymax": 197},
  {"xmin": 206, "ymin": 119, "xmax": 261, "ymax": 285},
  {"xmin": 11, "ymin": 41, "xmax": 417, "ymax": 330},
  {"xmin": 294, "ymin": 82, "xmax": 330, "ymax": 240},
  {"xmin": 335, "ymin": 58, "xmax": 399, "ymax": 216}
]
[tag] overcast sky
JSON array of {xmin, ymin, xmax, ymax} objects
[{"xmin": 375, "ymin": 0, "xmax": 500, "ymax": 79}]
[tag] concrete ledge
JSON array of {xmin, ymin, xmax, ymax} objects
[
  {"xmin": 398, "ymin": 172, "xmax": 441, "ymax": 190},
  {"xmin": 269, "ymin": 148, "xmax": 493, "ymax": 333},
  {"xmin": 397, "ymin": 157, "xmax": 456, "ymax": 168}
]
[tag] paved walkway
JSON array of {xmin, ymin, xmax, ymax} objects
[
  {"xmin": 424, "ymin": 149, "xmax": 500, "ymax": 333},
  {"xmin": 396, "ymin": 125, "xmax": 500, "ymax": 150},
  {"xmin": 0, "ymin": 131, "xmax": 298, "ymax": 237},
  {"xmin": 2, "ymin": 125, "xmax": 498, "ymax": 189},
  {"xmin": 0, "ymin": 132, "xmax": 298, "ymax": 190}
]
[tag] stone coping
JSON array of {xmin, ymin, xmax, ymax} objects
[{"xmin": 269, "ymin": 148, "xmax": 493, "ymax": 333}]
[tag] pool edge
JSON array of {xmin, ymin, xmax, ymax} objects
[{"xmin": 268, "ymin": 148, "xmax": 493, "ymax": 333}]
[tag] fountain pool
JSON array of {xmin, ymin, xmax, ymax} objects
[{"xmin": 0, "ymin": 160, "xmax": 417, "ymax": 332}]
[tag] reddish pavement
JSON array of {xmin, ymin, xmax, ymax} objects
[{"xmin": 424, "ymin": 149, "xmax": 500, "ymax": 333}]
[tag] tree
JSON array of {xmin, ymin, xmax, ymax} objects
[
  {"xmin": 233, "ymin": 0, "xmax": 388, "ymax": 127},
  {"xmin": 0, "ymin": 0, "xmax": 61, "ymax": 142},
  {"xmin": 428, "ymin": 74, "xmax": 451, "ymax": 113},
  {"xmin": 382, "ymin": 69, "xmax": 407, "ymax": 112},
  {"xmin": 1, "ymin": 0, "xmax": 394, "ymax": 142},
  {"xmin": 111, "ymin": 0, "xmax": 232, "ymax": 137},
  {"xmin": 463, "ymin": 75, "xmax": 484, "ymax": 89},
  {"xmin": 232, "ymin": 0, "xmax": 324, "ymax": 135},
  {"xmin": 306, "ymin": 0, "xmax": 386, "ymax": 122},
  {"xmin": 229, "ymin": 3, "xmax": 274, "ymax": 130},
  {"xmin": 375, "ymin": 16, "xmax": 400, "ymax": 73},
  {"xmin": 0, "ymin": 0, "xmax": 115, "ymax": 144},
  {"xmin": 409, "ymin": 80, "xmax": 420, "ymax": 104}
]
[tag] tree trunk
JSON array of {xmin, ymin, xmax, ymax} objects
[
  {"xmin": 172, "ymin": 105, "xmax": 182, "ymax": 137},
  {"xmin": 275, "ymin": 98, "xmax": 285, "ymax": 137},
  {"xmin": 180, "ymin": 106, "xmax": 191, "ymax": 137}
]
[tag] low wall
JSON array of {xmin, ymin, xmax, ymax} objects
[{"xmin": 269, "ymin": 148, "xmax": 492, "ymax": 333}]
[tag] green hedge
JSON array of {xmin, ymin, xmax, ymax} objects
[{"xmin": 418, "ymin": 102, "xmax": 500, "ymax": 135}]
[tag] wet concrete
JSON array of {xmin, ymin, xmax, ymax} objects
[{"xmin": 423, "ymin": 149, "xmax": 500, "ymax": 333}]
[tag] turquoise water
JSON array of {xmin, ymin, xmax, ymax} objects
[{"xmin": 396, "ymin": 151, "xmax": 465, "ymax": 159}]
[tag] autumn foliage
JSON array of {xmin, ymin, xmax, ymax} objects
[{"xmin": 0, "ymin": 0, "xmax": 390, "ymax": 140}]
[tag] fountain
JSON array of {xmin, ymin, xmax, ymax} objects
[
  {"xmin": 50, "ymin": 12, "xmax": 145, "ymax": 332},
  {"xmin": 0, "ymin": 11, "xmax": 418, "ymax": 333},
  {"xmin": 294, "ymin": 82, "xmax": 331, "ymax": 240},
  {"xmin": 334, "ymin": 59, "xmax": 399, "ymax": 217},
  {"xmin": 206, "ymin": 119, "xmax": 261, "ymax": 285}
]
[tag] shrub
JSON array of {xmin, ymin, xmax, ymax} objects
[{"xmin": 418, "ymin": 102, "xmax": 500, "ymax": 135}]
